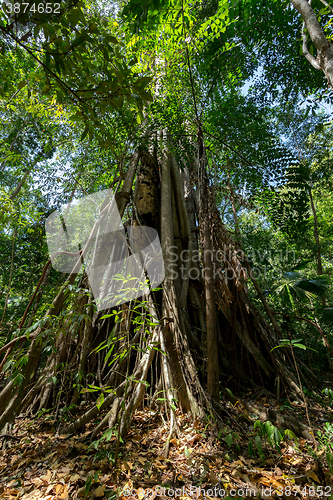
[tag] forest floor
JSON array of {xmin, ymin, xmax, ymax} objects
[{"xmin": 1, "ymin": 394, "xmax": 333, "ymax": 500}]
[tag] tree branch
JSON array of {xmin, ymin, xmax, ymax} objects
[
  {"xmin": 0, "ymin": 26, "xmax": 89, "ymax": 107},
  {"xmin": 291, "ymin": 0, "xmax": 333, "ymax": 87},
  {"xmin": 301, "ymin": 20, "xmax": 321, "ymax": 70},
  {"xmin": 291, "ymin": 0, "xmax": 329, "ymax": 51}
]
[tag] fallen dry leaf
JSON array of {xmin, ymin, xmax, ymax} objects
[
  {"xmin": 94, "ymin": 485, "xmax": 105, "ymax": 497},
  {"xmin": 308, "ymin": 471, "xmax": 320, "ymax": 483},
  {"xmin": 70, "ymin": 474, "xmax": 80, "ymax": 482},
  {"xmin": 59, "ymin": 484, "xmax": 68, "ymax": 500},
  {"xmin": 209, "ymin": 471, "xmax": 220, "ymax": 485}
]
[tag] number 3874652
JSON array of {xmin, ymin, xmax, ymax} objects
[{"xmin": 3, "ymin": 2, "xmax": 61, "ymax": 14}]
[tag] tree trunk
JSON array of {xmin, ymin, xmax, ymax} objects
[
  {"xmin": 308, "ymin": 186, "xmax": 325, "ymax": 307},
  {"xmin": 308, "ymin": 187, "xmax": 323, "ymax": 275}
]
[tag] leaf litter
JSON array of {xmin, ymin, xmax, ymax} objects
[{"xmin": 0, "ymin": 394, "xmax": 333, "ymax": 500}]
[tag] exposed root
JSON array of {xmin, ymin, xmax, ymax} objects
[{"xmin": 225, "ymin": 391, "xmax": 316, "ymax": 441}]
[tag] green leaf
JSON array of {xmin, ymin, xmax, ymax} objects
[
  {"xmin": 225, "ymin": 433, "xmax": 233, "ymax": 447},
  {"xmin": 285, "ymin": 429, "xmax": 297, "ymax": 439},
  {"xmin": 134, "ymin": 77, "xmax": 152, "ymax": 91},
  {"xmin": 225, "ymin": 387, "xmax": 234, "ymax": 398},
  {"xmin": 69, "ymin": 115, "xmax": 81, "ymax": 122},
  {"xmin": 70, "ymin": 8, "xmax": 81, "ymax": 27},
  {"xmin": 96, "ymin": 393, "xmax": 104, "ymax": 410},
  {"xmin": 139, "ymin": 90, "xmax": 153, "ymax": 102},
  {"xmin": 105, "ymin": 35, "xmax": 118, "ymax": 44},
  {"xmin": 293, "ymin": 343, "xmax": 306, "ymax": 350},
  {"xmin": 81, "ymin": 126, "xmax": 89, "ymax": 141},
  {"xmin": 100, "ymin": 313, "xmax": 114, "ymax": 319},
  {"xmin": 17, "ymin": 81, "xmax": 27, "ymax": 90}
]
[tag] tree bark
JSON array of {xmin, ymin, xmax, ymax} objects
[
  {"xmin": 308, "ymin": 187, "xmax": 323, "ymax": 275},
  {"xmin": 308, "ymin": 186, "xmax": 326, "ymax": 307},
  {"xmin": 291, "ymin": 0, "xmax": 333, "ymax": 87},
  {"xmin": 160, "ymin": 145, "xmax": 192, "ymax": 413},
  {"xmin": 197, "ymin": 133, "xmax": 219, "ymax": 402}
]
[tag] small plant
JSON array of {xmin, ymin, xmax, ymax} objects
[
  {"xmin": 279, "ymin": 398, "xmax": 294, "ymax": 411},
  {"xmin": 248, "ymin": 420, "xmax": 297, "ymax": 465},
  {"xmin": 35, "ymin": 407, "xmax": 52, "ymax": 419},
  {"xmin": 92, "ymin": 448, "xmax": 115, "ymax": 465},
  {"xmin": 255, "ymin": 420, "xmax": 283, "ymax": 451},
  {"xmin": 271, "ymin": 338, "xmax": 309, "ymax": 351},
  {"xmin": 90, "ymin": 424, "xmax": 123, "ymax": 451},
  {"xmin": 84, "ymin": 471, "xmax": 100, "ymax": 497},
  {"xmin": 60, "ymin": 403, "xmax": 77, "ymax": 421},
  {"xmin": 322, "ymin": 387, "xmax": 333, "ymax": 402},
  {"xmin": 317, "ymin": 422, "xmax": 333, "ymax": 473},
  {"xmin": 218, "ymin": 427, "xmax": 241, "ymax": 451}
]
